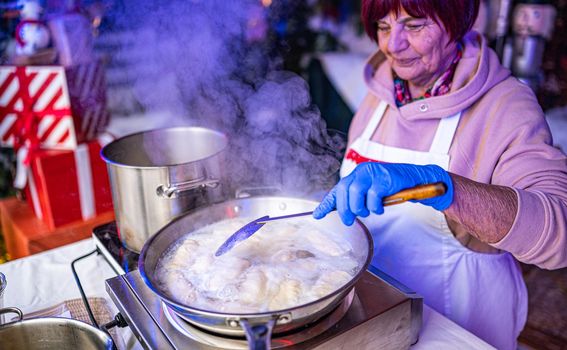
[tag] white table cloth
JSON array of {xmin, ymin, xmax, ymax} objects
[{"xmin": 0, "ymin": 238, "xmax": 494, "ymax": 349}]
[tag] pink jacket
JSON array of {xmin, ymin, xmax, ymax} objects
[{"xmin": 349, "ymin": 31, "xmax": 567, "ymax": 269}]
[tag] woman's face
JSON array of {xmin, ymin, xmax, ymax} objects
[{"xmin": 377, "ymin": 9, "xmax": 456, "ymax": 87}]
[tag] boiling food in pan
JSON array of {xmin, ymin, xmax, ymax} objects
[{"xmin": 155, "ymin": 217, "xmax": 360, "ymax": 313}]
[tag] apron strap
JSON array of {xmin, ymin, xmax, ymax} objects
[
  {"xmin": 359, "ymin": 100, "xmax": 461, "ymax": 155},
  {"xmin": 429, "ymin": 112, "xmax": 461, "ymax": 155},
  {"xmin": 361, "ymin": 100, "xmax": 388, "ymax": 141}
]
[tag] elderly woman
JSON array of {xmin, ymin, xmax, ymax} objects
[{"xmin": 313, "ymin": 0, "xmax": 567, "ymax": 349}]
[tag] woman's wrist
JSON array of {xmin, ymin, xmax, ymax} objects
[{"xmin": 444, "ymin": 174, "xmax": 518, "ymax": 244}]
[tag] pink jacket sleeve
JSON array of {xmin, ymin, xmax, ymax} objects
[
  {"xmin": 489, "ymin": 85, "xmax": 567, "ymax": 269},
  {"xmin": 494, "ymin": 189, "xmax": 567, "ymax": 269}
]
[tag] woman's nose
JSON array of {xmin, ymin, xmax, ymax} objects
[{"xmin": 387, "ymin": 28, "xmax": 407, "ymax": 54}]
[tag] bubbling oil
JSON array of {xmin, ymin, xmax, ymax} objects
[{"xmin": 155, "ymin": 217, "xmax": 361, "ymax": 313}]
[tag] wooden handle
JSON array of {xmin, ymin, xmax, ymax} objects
[{"xmin": 383, "ymin": 182, "xmax": 447, "ymax": 206}]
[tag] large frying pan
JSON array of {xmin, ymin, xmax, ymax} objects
[{"xmin": 139, "ymin": 196, "xmax": 373, "ymax": 350}]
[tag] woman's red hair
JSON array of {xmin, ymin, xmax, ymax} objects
[{"xmin": 361, "ymin": 0, "xmax": 480, "ymax": 43}]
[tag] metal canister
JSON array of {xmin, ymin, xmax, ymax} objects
[{"xmin": 101, "ymin": 127, "xmax": 229, "ymax": 252}]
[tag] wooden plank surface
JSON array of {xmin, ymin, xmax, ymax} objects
[{"xmin": 0, "ymin": 197, "xmax": 114, "ymax": 259}]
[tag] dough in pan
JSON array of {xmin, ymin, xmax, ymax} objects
[{"xmin": 156, "ymin": 218, "xmax": 362, "ymax": 313}]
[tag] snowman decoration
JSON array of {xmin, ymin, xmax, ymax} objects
[{"xmin": 15, "ymin": 0, "xmax": 51, "ymax": 56}]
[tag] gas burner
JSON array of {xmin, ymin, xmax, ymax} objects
[{"xmin": 96, "ymin": 222, "xmax": 424, "ymax": 349}]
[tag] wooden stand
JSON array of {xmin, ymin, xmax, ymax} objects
[{"xmin": 0, "ymin": 197, "xmax": 114, "ymax": 260}]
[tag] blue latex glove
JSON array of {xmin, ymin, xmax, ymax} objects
[{"xmin": 312, "ymin": 162, "xmax": 454, "ymax": 226}]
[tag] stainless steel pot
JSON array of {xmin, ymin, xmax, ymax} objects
[
  {"xmin": 0, "ymin": 307, "xmax": 113, "ymax": 350},
  {"xmin": 101, "ymin": 127, "xmax": 229, "ymax": 252},
  {"xmin": 139, "ymin": 196, "xmax": 372, "ymax": 350}
]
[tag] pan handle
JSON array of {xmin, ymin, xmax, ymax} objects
[
  {"xmin": 240, "ymin": 318, "xmax": 276, "ymax": 350},
  {"xmin": 156, "ymin": 177, "xmax": 220, "ymax": 198},
  {"xmin": 0, "ymin": 307, "xmax": 23, "ymax": 325}
]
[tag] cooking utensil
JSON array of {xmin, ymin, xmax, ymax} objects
[
  {"xmin": 0, "ymin": 307, "xmax": 113, "ymax": 350},
  {"xmin": 215, "ymin": 182, "xmax": 447, "ymax": 257},
  {"xmin": 101, "ymin": 127, "xmax": 229, "ymax": 252},
  {"xmin": 139, "ymin": 196, "xmax": 373, "ymax": 350}
]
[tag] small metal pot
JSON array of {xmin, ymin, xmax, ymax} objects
[
  {"xmin": 0, "ymin": 307, "xmax": 113, "ymax": 350},
  {"xmin": 101, "ymin": 127, "xmax": 229, "ymax": 253},
  {"xmin": 139, "ymin": 196, "xmax": 372, "ymax": 350}
]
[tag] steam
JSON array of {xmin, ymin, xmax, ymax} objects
[{"xmin": 113, "ymin": 0, "xmax": 344, "ymax": 195}]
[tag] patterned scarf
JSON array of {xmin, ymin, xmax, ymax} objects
[{"xmin": 393, "ymin": 42, "xmax": 463, "ymax": 107}]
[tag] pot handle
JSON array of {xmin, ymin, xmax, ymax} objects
[
  {"xmin": 0, "ymin": 307, "xmax": 23, "ymax": 325},
  {"xmin": 240, "ymin": 318, "xmax": 276, "ymax": 350},
  {"xmin": 156, "ymin": 177, "xmax": 220, "ymax": 198}
]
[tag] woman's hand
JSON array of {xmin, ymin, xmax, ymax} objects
[{"xmin": 313, "ymin": 162, "xmax": 454, "ymax": 225}]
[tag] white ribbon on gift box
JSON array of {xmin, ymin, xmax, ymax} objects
[
  {"xmin": 17, "ymin": 144, "xmax": 96, "ymax": 222},
  {"xmin": 14, "ymin": 147, "xmax": 29, "ymax": 190},
  {"xmin": 27, "ymin": 163, "xmax": 42, "ymax": 219},
  {"xmin": 74, "ymin": 144, "xmax": 96, "ymax": 220}
]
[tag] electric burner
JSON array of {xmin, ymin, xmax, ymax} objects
[
  {"xmin": 162, "ymin": 290, "xmax": 355, "ymax": 348},
  {"xmin": 93, "ymin": 223, "xmax": 423, "ymax": 349}
]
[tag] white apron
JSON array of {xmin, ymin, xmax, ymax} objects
[{"xmin": 340, "ymin": 101, "xmax": 527, "ymax": 350}]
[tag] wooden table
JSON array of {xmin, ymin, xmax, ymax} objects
[{"xmin": 0, "ymin": 197, "xmax": 114, "ymax": 260}]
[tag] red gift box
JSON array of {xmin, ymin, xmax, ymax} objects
[
  {"xmin": 0, "ymin": 61, "xmax": 110, "ymax": 151},
  {"xmin": 25, "ymin": 140, "xmax": 114, "ymax": 230},
  {"xmin": 0, "ymin": 65, "xmax": 75, "ymax": 150}
]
